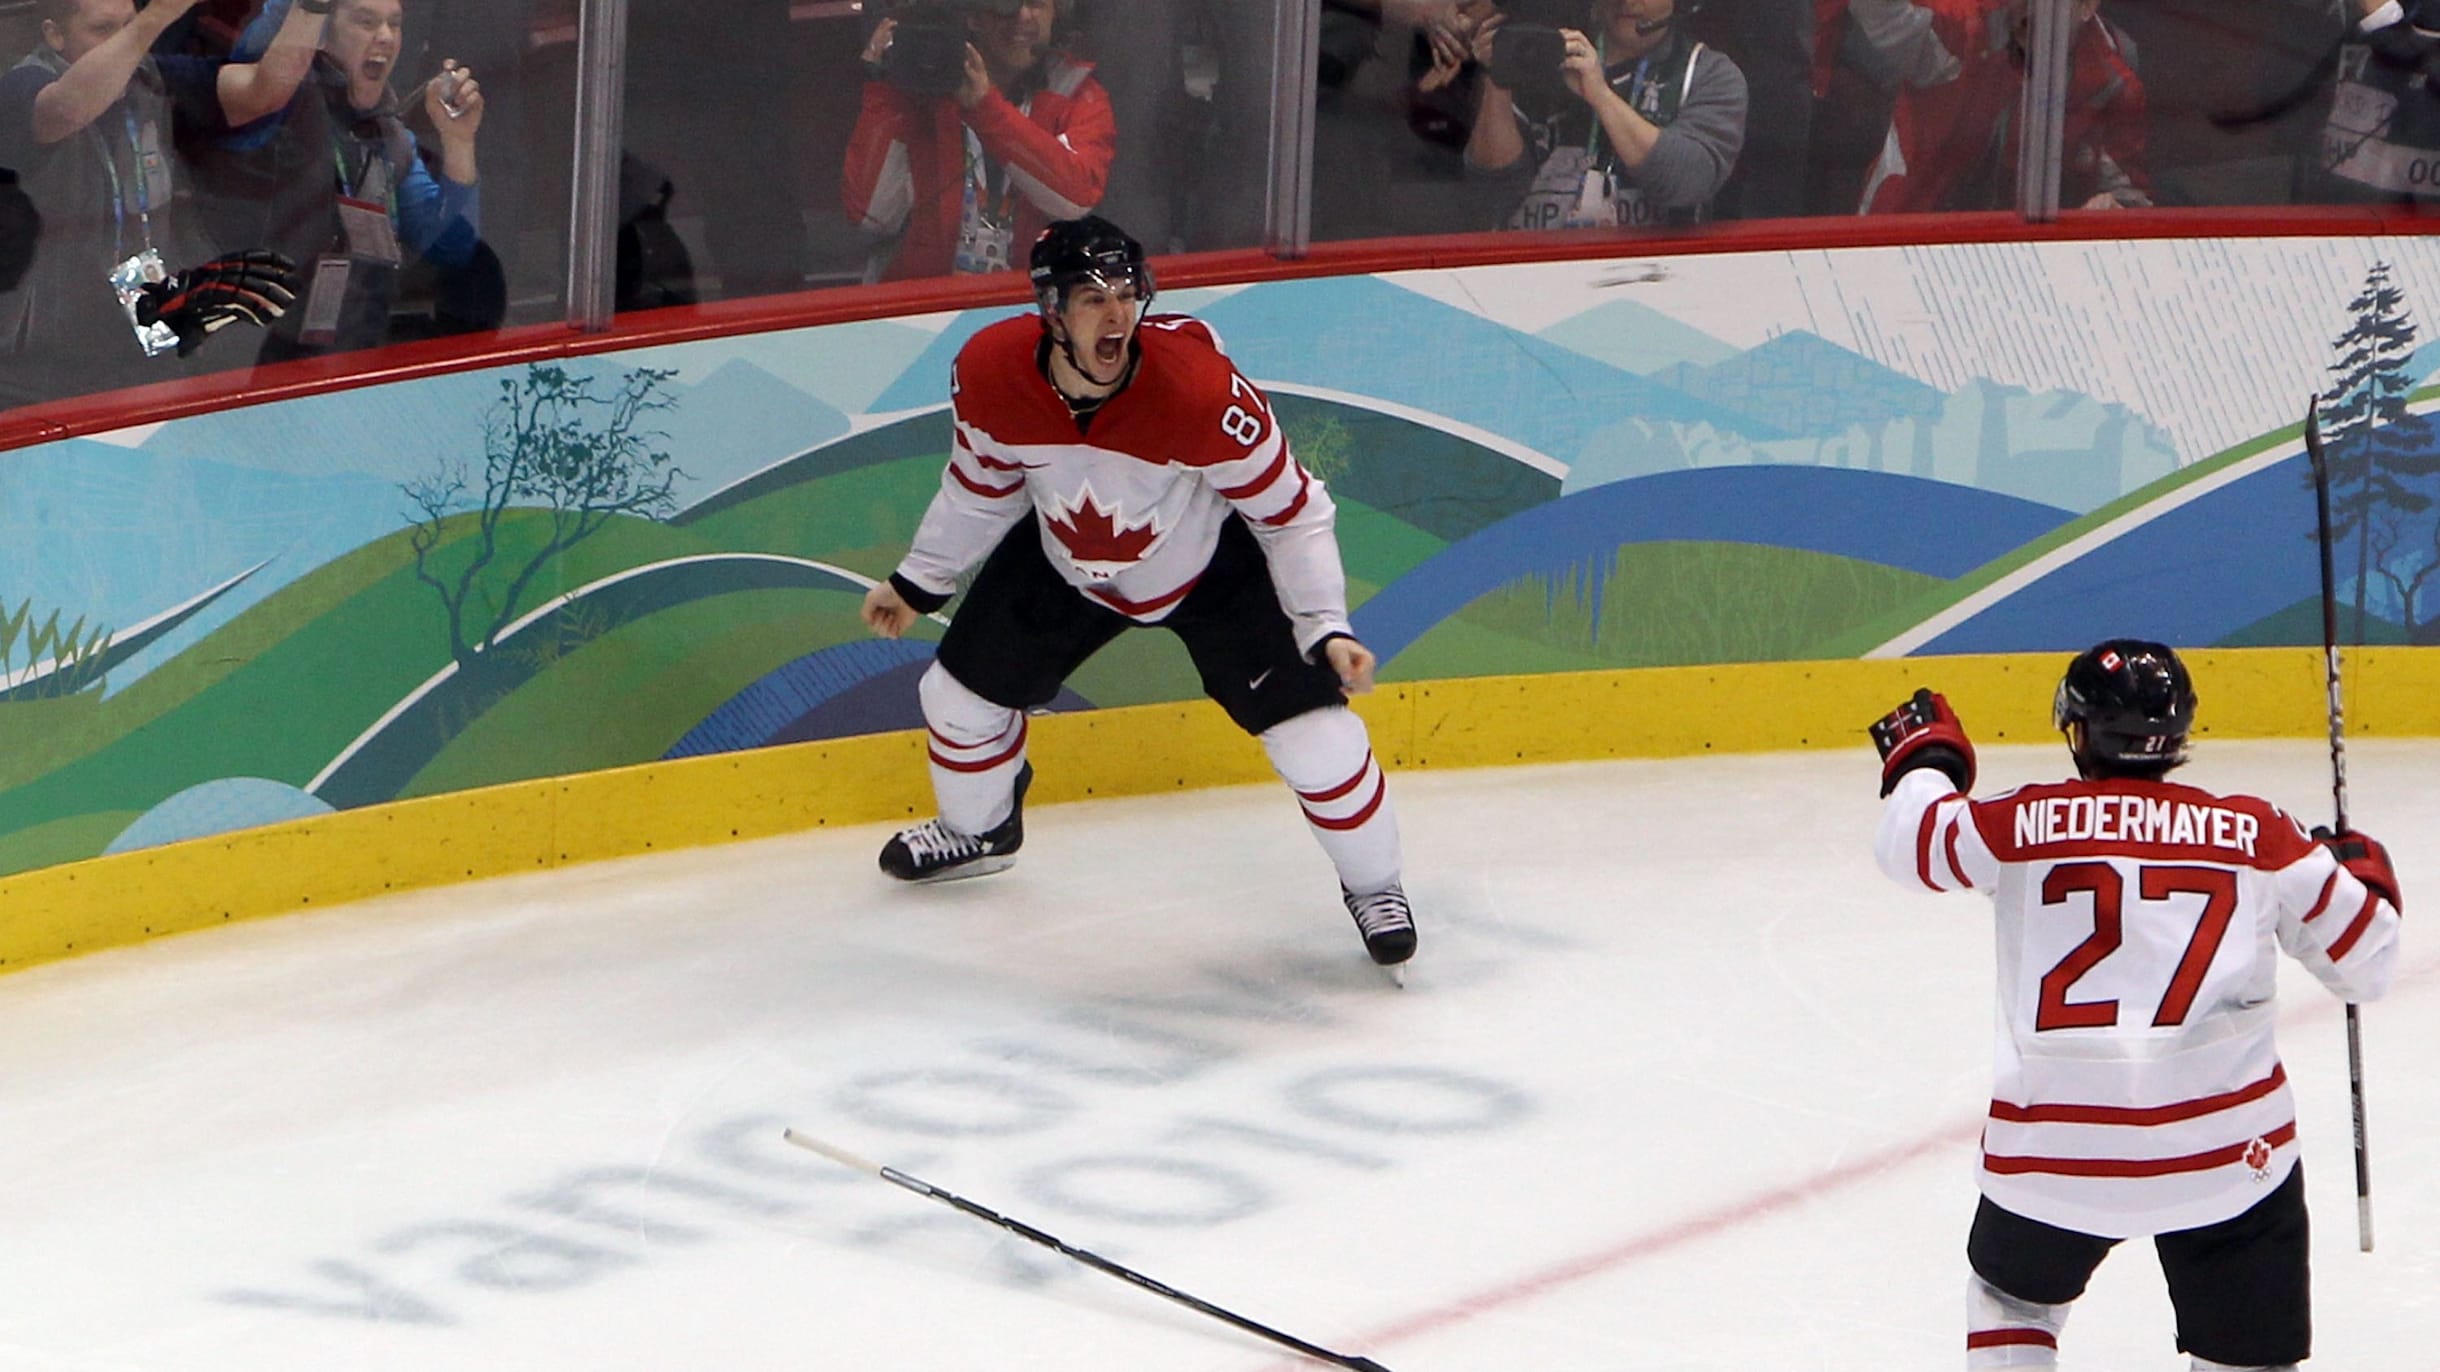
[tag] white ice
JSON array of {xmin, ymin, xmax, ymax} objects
[{"xmin": 0, "ymin": 741, "xmax": 2433, "ymax": 1371}]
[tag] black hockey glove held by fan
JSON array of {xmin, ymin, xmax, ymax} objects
[
  {"xmin": 2312, "ymin": 825, "xmax": 2403, "ymax": 913},
  {"xmin": 134, "ymin": 250, "xmax": 298, "ymax": 357},
  {"xmin": 1869, "ymin": 688, "xmax": 1976, "ymax": 798}
]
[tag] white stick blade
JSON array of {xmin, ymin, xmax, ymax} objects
[{"xmin": 781, "ymin": 1128, "xmax": 886, "ymax": 1176}]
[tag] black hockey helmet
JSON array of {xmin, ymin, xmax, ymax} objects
[
  {"xmin": 2052, "ymin": 639, "xmax": 2198, "ymax": 774},
  {"xmin": 1028, "ymin": 214, "xmax": 1155, "ymax": 315}
]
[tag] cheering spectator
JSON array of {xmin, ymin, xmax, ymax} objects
[
  {"xmin": 197, "ymin": 0, "xmax": 489, "ymax": 361},
  {"xmin": 1464, "ymin": 0, "xmax": 1749, "ymax": 229},
  {"xmin": 0, "ymin": 0, "xmax": 319, "ymax": 403},
  {"xmin": 1852, "ymin": 0, "xmax": 2150, "ymax": 213},
  {"xmin": 841, "ymin": 0, "xmax": 1116, "ymax": 281}
]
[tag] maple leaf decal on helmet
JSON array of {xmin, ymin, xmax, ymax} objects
[{"xmin": 1044, "ymin": 485, "xmax": 1164, "ymax": 580}]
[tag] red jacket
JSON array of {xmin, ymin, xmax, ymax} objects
[
  {"xmin": 1856, "ymin": 0, "xmax": 2148, "ymax": 214},
  {"xmin": 839, "ymin": 53, "xmax": 1116, "ymax": 282}
]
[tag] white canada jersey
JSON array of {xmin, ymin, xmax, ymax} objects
[
  {"xmin": 894, "ymin": 313, "xmax": 1352, "ymax": 656},
  {"xmin": 1876, "ymin": 766, "xmax": 2400, "ymax": 1238}
]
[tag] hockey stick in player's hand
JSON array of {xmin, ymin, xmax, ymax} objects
[
  {"xmin": 782, "ymin": 1129, "xmax": 1397, "ymax": 1371},
  {"xmin": 2304, "ymin": 396, "xmax": 2375, "ymax": 1253}
]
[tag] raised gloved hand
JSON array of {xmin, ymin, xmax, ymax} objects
[
  {"xmin": 134, "ymin": 250, "xmax": 298, "ymax": 357},
  {"xmin": 2312, "ymin": 825, "xmax": 2403, "ymax": 912},
  {"xmin": 1869, "ymin": 688, "xmax": 1977, "ymax": 798}
]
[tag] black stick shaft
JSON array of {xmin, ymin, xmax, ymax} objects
[
  {"xmin": 2304, "ymin": 398, "xmax": 2374, "ymax": 1252},
  {"xmin": 782, "ymin": 1132, "xmax": 1390, "ymax": 1370}
]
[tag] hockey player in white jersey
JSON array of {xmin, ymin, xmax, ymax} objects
[
  {"xmin": 858, "ymin": 214, "xmax": 1416, "ymax": 971},
  {"xmin": 1869, "ymin": 640, "xmax": 2403, "ymax": 1371}
]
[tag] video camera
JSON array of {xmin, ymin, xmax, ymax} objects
[
  {"xmin": 1485, "ymin": 0, "xmax": 1702, "ymax": 98},
  {"xmin": 879, "ymin": 0, "xmax": 1028, "ymax": 100}
]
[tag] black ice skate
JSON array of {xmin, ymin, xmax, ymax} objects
[
  {"xmin": 1342, "ymin": 882, "xmax": 1417, "ymax": 975},
  {"xmin": 880, "ymin": 764, "xmax": 1032, "ymax": 884}
]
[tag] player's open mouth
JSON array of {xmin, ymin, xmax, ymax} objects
[{"xmin": 1093, "ymin": 337, "xmax": 1124, "ymax": 367}]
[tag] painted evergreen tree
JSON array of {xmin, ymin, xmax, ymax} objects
[
  {"xmin": 2316, "ymin": 262, "xmax": 2429, "ymax": 641},
  {"xmin": 402, "ymin": 364, "xmax": 684, "ymax": 668}
]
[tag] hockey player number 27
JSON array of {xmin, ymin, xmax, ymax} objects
[{"xmin": 2035, "ymin": 862, "xmax": 2240, "ymax": 1031}]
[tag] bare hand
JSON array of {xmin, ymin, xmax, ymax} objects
[
  {"xmin": 1469, "ymin": 13, "xmax": 1504, "ymax": 69},
  {"xmin": 1324, "ymin": 637, "xmax": 1377, "ymax": 695},
  {"xmin": 2079, "ymin": 191, "xmax": 2124, "ymax": 210},
  {"xmin": 1419, "ymin": 20, "xmax": 1471, "ymax": 92},
  {"xmin": 424, "ymin": 60, "xmax": 484, "ymax": 136},
  {"xmin": 863, "ymin": 581, "xmax": 920, "ymax": 639},
  {"xmin": 862, "ymin": 16, "xmax": 897, "ymax": 65},
  {"xmin": 1558, "ymin": 28, "xmax": 1607, "ymax": 105},
  {"xmin": 956, "ymin": 42, "xmax": 991, "ymax": 108}
]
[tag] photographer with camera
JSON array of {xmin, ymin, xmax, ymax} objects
[
  {"xmin": 1462, "ymin": 0, "xmax": 1748, "ymax": 230},
  {"xmin": 841, "ymin": 0, "xmax": 1116, "ymax": 283}
]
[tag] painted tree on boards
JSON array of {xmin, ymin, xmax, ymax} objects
[
  {"xmin": 402, "ymin": 364, "xmax": 685, "ymax": 668},
  {"xmin": 2316, "ymin": 261, "xmax": 2440, "ymax": 641}
]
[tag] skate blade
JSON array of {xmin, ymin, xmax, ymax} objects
[
  {"xmin": 906, "ymin": 854, "xmax": 1019, "ymax": 885},
  {"xmin": 1383, "ymin": 961, "xmax": 1407, "ymax": 989}
]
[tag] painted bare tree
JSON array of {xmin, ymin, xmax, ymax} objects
[{"xmin": 402, "ymin": 364, "xmax": 684, "ymax": 668}]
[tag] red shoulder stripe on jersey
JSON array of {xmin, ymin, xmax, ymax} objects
[
  {"xmin": 1983, "ymin": 1120, "xmax": 2296, "ymax": 1178},
  {"xmin": 928, "ymin": 717, "xmax": 1028, "ymax": 773},
  {"xmin": 1966, "ymin": 1330, "xmax": 2057, "ymax": 1351},
  {"xmin": 1941, "ymin": 813, "xmax": 1969, "ymax": 888},
  {"xmin": 2301, "ymin": 870, "xmax": 2341, "ymax": 923},
  {"xmin": 973, "ymin": 449, "xmax": 1027, "ymax": 473},
  {"xmin": 1915, "ymin": 803, "xmax": 1947, "ymax": 890},
  {"xmin": 2327, "ymin": 890, "xmax": 2382, "ymax": 961},
  {"xmin": 1258, "ymin": 476, "xmax": 1312, "ymax": 527},
  {"xmin": 1303, "ymin": 775, "xmax": 1386, "ymax": 831},
  {"xmin": 1989, "ymin": 1063, "xmax": 2286, "ymax": 1126},
  {"xmin": 951, "ymin": 464, "xmax": 1024, "ymax": 499},
  {"xmin": 1296, "ymin": 752, "xmax": 1376, "ymax": 805},
  {"xmin": 1089, "ymin": 575, "xmax": 1199, "ymax": 617},
  {"xmin": 1216, "ymin": 447, "xmax": 1291, "ymax": 501}
]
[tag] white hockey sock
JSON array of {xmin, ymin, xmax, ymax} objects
[
  {"xmin": 1259, "ymin": 706, "xmax": 1401, "ymax": 894},
  {"xmin": 1966, "ymin": 1274, "xmax": 2068, "ymax": 1368},
  {"xmin": 918, "ymin": 662, "xmax": 1026, "ymax": 836}
]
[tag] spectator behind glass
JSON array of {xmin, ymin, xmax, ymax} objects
[
  {"xmin": 1464, "ymin": 0, "xmax": 1749, "ymax": 229},
  {"xmin": 0, "ymin": 0, "xmax": 318, "ymax": 405},
  {"xmin": 199, "ymin": 0, "xmax": 488, "ymax": 362},
  {"xmin": 2321, "ymin": 0, "xmax": 2440, "ymax": 204},
  {"xmin": 840, "ymin": 0, "xmax": 1116, "ymax": 282},
  {"xmin": 1851, "ymin": 0, "xmax": 2150, "ymax": 212}
]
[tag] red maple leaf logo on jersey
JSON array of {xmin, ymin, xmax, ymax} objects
[
  {"xmin": 2243, "ymin": 1137, "xmax": 2272, "ymax": 1177},
  {"xmin": 1044, "ymin": 486, "xmax": 1163, "ymax": 581}
]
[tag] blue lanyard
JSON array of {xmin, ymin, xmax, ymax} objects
[{"xmin": 97, "ymin": 108, "xmax": 155, "ymax": 260}]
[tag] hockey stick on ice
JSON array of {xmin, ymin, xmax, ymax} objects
[
  {"xmin": 781, "ymin": 1129, "xmax": 1397, "ymax": 1371},
  {"xmin": 2303, "ymin": 396, "xmax": 2375, "ymax": 1253}
]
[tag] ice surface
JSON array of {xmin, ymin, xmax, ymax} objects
[{"xmin": 0, "ymin": 741, "xmax": 2431, "ymax": 1370}]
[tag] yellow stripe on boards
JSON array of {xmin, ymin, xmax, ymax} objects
[{"xmin": 2, "ymin": 648, "xmax": 2430, "ymax": 974}]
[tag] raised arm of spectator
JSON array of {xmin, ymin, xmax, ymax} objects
[
  {"xmin": 1587, "ymin": 42, "xmax": 1749, "ymax": 209},
  {"xmin": 959, "ymin": 63, "xmax": 1116, "ymax": 219},
  {"xmin": 1843, "ymin": 0, "xmax": 1966, "ymax": 88},
  {"xmin": 216, "ymin": 0, "xmax": 329, "ymax": 127},
  {"xmin": 396, "ymin": 66, "xmax": 484, "ymax": 264},
  {"xmin": 840, "ymin": 78, "xmax": 922, "ymax": 237},
  {"xmin": 28, "ymin": 0, "xmax": 202, "ymax": 144},
  {"xmin": 1460, "ymin": 16, "xmax": 1526, "ymax": 172}
]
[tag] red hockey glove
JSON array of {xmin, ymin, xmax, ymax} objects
[
  {"xmin": 134, "ymin": 250, "xmax": 298, "ymax": 357},
  {"xmin": 2312, "ymin": 826, "xmax": 2402, "ymax": 912},
  {"xmin": 1869, "ymin": 688, "xmax": 1976, "ymax": 798}
]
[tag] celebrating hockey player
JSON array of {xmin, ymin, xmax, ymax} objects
[
  {"xmin": 858, "ymin": 214, "xmax": 1416, "ymax": 973},
  {"xmin": 1868, "ymin": 640, "xmax": 2402, "ymax": 1372}
]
